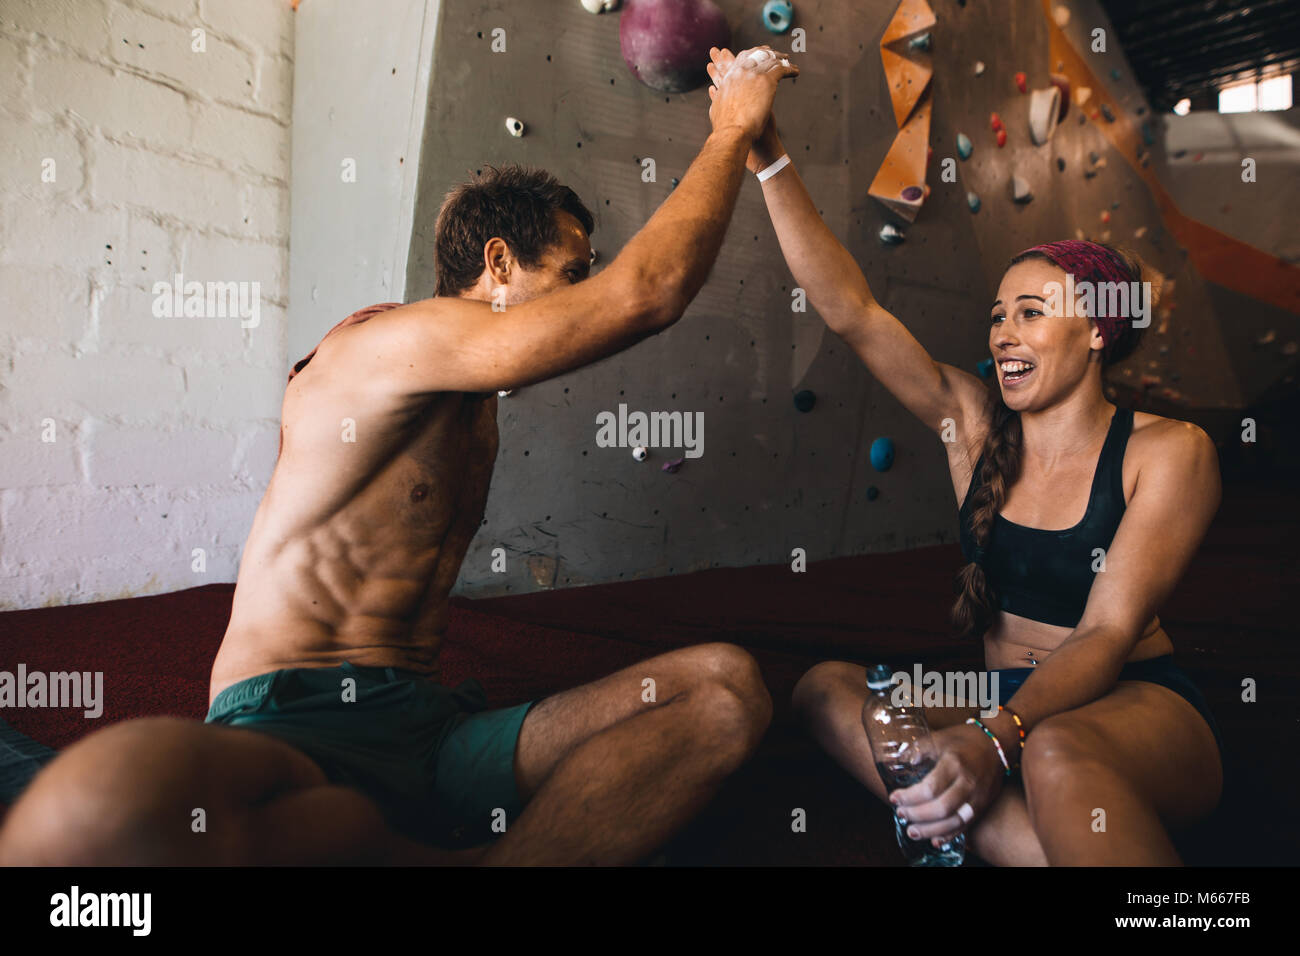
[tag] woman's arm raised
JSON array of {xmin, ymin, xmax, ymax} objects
[{"xmin": 728, "ymin": 101, "xmax": 990, "ymax": 441}]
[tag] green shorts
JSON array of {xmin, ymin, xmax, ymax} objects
[{"xmin": 205, "ymin": 662, "xmax": 535, "ymax": 848}]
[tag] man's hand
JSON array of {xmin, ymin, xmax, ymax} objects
[
  {"xmin": 705, "ymin": 44, "xmax": 798, "ymax": 141},
  {"xmin": 889, "ymin": 723, "xmax": 1007, "ymax": 847}
]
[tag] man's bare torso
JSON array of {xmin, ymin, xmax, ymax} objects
[{"xmin": 209, "ymin": 327, "xmax": 498, "ymax": 705}]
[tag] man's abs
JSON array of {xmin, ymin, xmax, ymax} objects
[{"xmin": 209, "ymin": 359, "xmax": 498, "ymax": 705}]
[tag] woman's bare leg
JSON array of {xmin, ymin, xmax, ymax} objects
[{"xmin": 1019, "ymin": 680, "xmax": 1222, "ymax": 865}]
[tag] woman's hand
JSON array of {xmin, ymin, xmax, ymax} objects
[
  {"xmin": 889, "ymin": 722, "xmax": 1007, "ymax": 847},
  {"xmin": 704, "ymin": 45, "xmax": 797, "ymax": 143}
]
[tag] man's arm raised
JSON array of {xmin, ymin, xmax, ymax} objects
[{"xmin": 326, "ymin": 47, "xmax": 798, "ymax": 396}]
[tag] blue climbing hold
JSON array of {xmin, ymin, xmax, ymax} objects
[
  {"xmin": 794, "ymin": 389, "xmax": 816, "ymax": 413},
  {"xmin": 866, "ymin": 485, "xmax": 880, "ymax": 501},
  {"xmin": 908, "ymin": 32, "xmax": 932, "ymax": 53},
  {"xmin": 761, "ymin": 0, "xmax": 794, "ymax": 34},
  {"xmin": 1140, "ymin": 120, "xmax": 1154, "ymax": 146},
  {"xmin": 966, "ymin": 191, "xmax": 981, "ymax": 213},
  {"xmin": 956, "ymin": 132, "xmax": 973, "ymax": 159},
  {"xmin": 977, "ymin": 357, "xmax": 995, "ymax": 378},
  {"xmin": 1110, "ymin": 67, "xmax": 1121, "ymax": 80},
  {"xmin": 869, "ymin": 437, "xmax": 895, "ymax": 472}
]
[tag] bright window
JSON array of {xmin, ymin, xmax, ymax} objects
[
  {"xmin": 1259, "ymin": 74, "xmax": 1292, "ymax": 111},
  {"xmin": 1219, "ymin": 74, "xmax": 1292, "ymax": 113},
  {"xmin": 1219, "ymin": 82, "xmax": 1257, "ymax": 113}
]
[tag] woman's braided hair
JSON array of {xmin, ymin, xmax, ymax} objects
[{"xmin": 950, "ymin": 241, "xmax": 1156, "ymax": 638}]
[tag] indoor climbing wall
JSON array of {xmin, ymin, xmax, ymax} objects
[{"xmin": 401, "ymin": 0, "xmax": 1297, "ymax": 597}]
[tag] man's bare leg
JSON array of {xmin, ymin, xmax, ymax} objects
[
  {"xmin": 0, "ymin": 716, "xmax": 478, "ymax": 866},
  {"xmin": 481, "ymin": 643, "xmax": 772, "ymax": 865}
]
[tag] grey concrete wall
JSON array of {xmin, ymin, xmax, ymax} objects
[
  {"xmin": 287, "ymin": 0, "xmax": 439, "ymax": 367},
  {"xmin": 398, "ymin": 0, "xmax": 1293, "ymax": 598}
]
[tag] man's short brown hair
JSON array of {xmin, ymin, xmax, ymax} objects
[{"xmin": 433, "ymin": 164, "xmax": 595, "ymax": 297}]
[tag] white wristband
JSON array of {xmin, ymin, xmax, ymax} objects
[{"xmin": 755, "ymin": 153, "xmax": 791, "ymax": 183}]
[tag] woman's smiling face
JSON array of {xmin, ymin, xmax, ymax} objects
[{"xmin": 989, "ymin": 258, "xmax": 1106, "ymax": 412}]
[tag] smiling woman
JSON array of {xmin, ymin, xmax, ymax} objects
[{"xmin": 746, "ymin": 97, "xmax": 1224, "ymax": 866}]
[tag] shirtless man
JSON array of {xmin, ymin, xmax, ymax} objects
[{"xmin": 0, "ymin": 46, "xmax": 798, "ymax": 866}]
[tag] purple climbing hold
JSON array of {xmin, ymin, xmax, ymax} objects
[
  {"xmin": 661, "ymin": 457, "xmax": 685, "ymax": 474},
  {"xmin": 901, "ymin": 185, "xmax": 924, "ymax": 201}
]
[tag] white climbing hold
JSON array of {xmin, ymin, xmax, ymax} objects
[
  {"xmin": 498, "ymin": 389, "xmax": 512, "ymax": 397},
  {"xmin": 974, "ymin": 60, "xmax": 986, "ymax": 76},
  {"xmin": 1012, "ymin": 175, "xmax": 1033, "ymax": 203},
  {"xmin": 580, "ymin": 0, "xmax": 620, "ymax": 12},
  {"xmin": 1075, "ymin": 85, "xmax": 1092, "ymax": 106},
  {"xmin": 1029, "ymin": 86, "xmax": 1062, "ymax": 145},
  {"xmin": 632, "ymin": 445, "xmax": 648, "ymax": 461},
  {"xmin": 1134, "ymin": 226, "xmax": 1148, "ymax": 238},
  {"xmin": 505, "ymin": 116, "xmax": 525, "ymax": 137},
  {"xmin": 1053, "ymin": 5, "xmax": 1071, "ymax": 27}
]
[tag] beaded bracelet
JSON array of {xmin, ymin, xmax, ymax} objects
[
  {"xmin": 966, "ymin": 717, "xmax": 1012, "ymax": 776},
  {"xmin": 998, "ymin": 704, "xmax": 1027, "ymax": 770}
]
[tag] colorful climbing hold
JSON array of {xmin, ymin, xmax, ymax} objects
[
  {"xmin": 1100, "ymin": 103, "xmax": 1115, "ymax": 122},
  {"xmin": 870, "ymin": 437, "xmax": 895, "ymax": 472},
  {"xmin": 1053, "ymin": 5, "xmax": 1070, "ymax": 27},
  {"xmin": 956, "ymin": 132, "xmax": 973, "ymax": 159},
  {"xmin": 661, "ymin": 457, "xmax": 685, "ymax": 473},
  {"xmin": 901, "ymin": 185, "xmax": 924, "ymax": 201},
  {"xmin": 632, "ymin": 445, "xmax": 648, "ymax": 461},
  {"xmin": 1140, "ymin": 121, "xmax": 1154, "ymax": 145},
  {"xmin": 1012, "ymin": 175, "xmax": 1033, "ymax": 202},
  {"xmin": 794, "ymin": 389, "xmax": 817, "ymax": 412},
  {"xmin": 1101, "ymin": 210, "xmax": 1110, "ymax": 223},
  {"xmin": 866, "ymin": 485, "xmax": 880, "ymax": 501},
  {"xmin": 974, "ymin": 60, "xmax": 985, "ymax": 75},
  {"xmin": 977, "ymin": 357, "xmax": 995, "ymax": 378},
  {"xmin": 967, "ymin": 191, "xmax": 981, "ymax": 213},
  {"xmin": 908, "ymin": 32, "xmax": 932, "ymax": 52},
  {"xmin": 1014, "ymin": 71, "xmax": 1027, "ymax": 94},
  {"xmin": 996, "ymin": 128, "xmax": 1007, "ymax": 147},
  {"xmin": 990, "ymin": 112, "xmax": 1004, "ymax": 131},
  {"xmin": 760, "ymin": 0, "xmax": 794, "ymax": 33},
  {"xmin": 1110, "ymin": 67, "xmax": 1121, "ymax": 80},
  {"xmin": 505, "ymin": 117, "xmax": 525, "ymax": 137},
  {"xmin": 878, "ymin": 223, "xmax": 905, "ymax": 245},
  {"xmin": 1111, "ymin": 199, "xmax": 1120, "ymax": 209}
]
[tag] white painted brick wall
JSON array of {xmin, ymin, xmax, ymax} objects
[{"xmin": 0, "ymin": 0, "xmax": 295, "ymax": 610}]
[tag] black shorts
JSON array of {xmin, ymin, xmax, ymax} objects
[{"xmin": 991, "ymin": 654, "xmax": 1224, "ymax": 758}]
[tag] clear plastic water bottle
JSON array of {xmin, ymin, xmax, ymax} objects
[{"xmin": 862, "ymin": 663, "xmax": 966, "ymax": 866}]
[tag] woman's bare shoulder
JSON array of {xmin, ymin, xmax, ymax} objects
[{"xmin": 1129, "ymin": 410, "xmax": 1219, "ymax": 470}]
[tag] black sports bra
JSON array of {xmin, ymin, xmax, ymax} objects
[{"xmin": 958, "ymin": 407, "xmax": 1134, "ymax": 628}]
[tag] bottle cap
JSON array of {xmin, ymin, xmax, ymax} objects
[{"xmin": 866, "ymin": 664, "xmax": 894, "ymax": 690}]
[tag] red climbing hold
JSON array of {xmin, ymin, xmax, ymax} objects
[
  {"xmin": 1015, "ymin": 71, "xmax": 1027, "ymax": 94},
  {"xmin": 996, "ymin": 128, "xmax": 1007, "ymax": 147},
  {"xmin": 990, "ymin": 111, "xmax": 1003, "ymax": 131}
]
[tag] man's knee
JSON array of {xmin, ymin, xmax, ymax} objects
[
  {"xmin": 677, "ymin": 643, "xmax": 771, "ymax": 721},
  {"xmin": 672, "ymin": 646, "xmax": 772, "ymax": 759}
]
